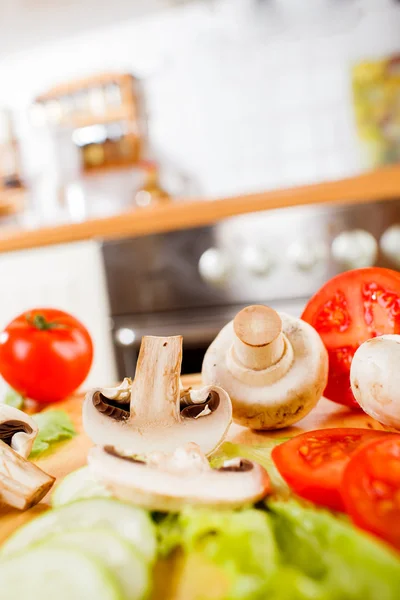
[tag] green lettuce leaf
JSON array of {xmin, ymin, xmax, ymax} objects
[
  {"xmin": 157, "ymin": 498, "xmax": 400, "ymax": 599},
  {"xmin": 158, "ymin": 508, "xmax": 278, "ymax": 599},
  {"xmin": 30, "ymin": 410, "xmax": 76, "ymax": 458},
  {"xmin": 268, "ymin": 499, "xmax": 400, "ymax": 600},
  {"xmin": 210, "ymin": 440, "xmax": 291, "ymax": 496},
  {"xmin": 157, "ymin": 508, "xmax": 327, "ymax": 600}
]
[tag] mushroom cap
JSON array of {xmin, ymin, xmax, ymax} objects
[
  {"xmin": 83, "ymin": 383, "xmax": 232, "ymax": 456},
  {"xmin": 88, "ymin": 443, "xmax": 270, "ymax": 511},
  {"xmin": 350, "ymin": 334, "xmax": 400, "ymax": 429},
  {"xmin": 0, "ymin": 405, "xmax": 38, "ymax": 458},
  {"xmin": 202, "ymin": 311, "xmax": 328, "ymax": 430}
]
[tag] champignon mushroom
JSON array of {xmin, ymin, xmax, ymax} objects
[
  {"xmin": 0, "ymin": 405, "xmax": 38, "ymax": 458},
  {"xmin": 0, "ymin": 440, "xmax": 55, "ymax": 510},
  {"xmin": 88, "ymin": 442, "xmax": 270, "ymax": 511},
  {"xmin": 202, "ymin": 305, "xmax": 328, "ymax": 430},
  {"xmin": 350, "ymin": 334, "xmax": 400, "ymax": 429},
  {"xmin": 83, "ymin": 336, "xmax": 232, "ymax": 455}
]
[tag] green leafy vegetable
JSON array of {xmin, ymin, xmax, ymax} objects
[
  {"xmin": 268, "ymin": 499, "xmax": 400, "ymax": 600},
  {"xmin": 158, "ymin": 508, "xmax": 277, "ymax": 599},
  {"xmin": 3, "ymin": 388, "xmax": 24, "ymax": 409},
  {"xmin": 157, "ymin": 498, "xmax": 400, "ymax": 599},
  {"xmin": 158, "ymin": 508, "xmax": 326, "ymax": 600},
  {"xmin": 30, "ymin": 410, "xmax": 76, "ymax": 458},
  {"xmin": 210, "ymin": 440, "xmax": 291, "ymax": 495}
]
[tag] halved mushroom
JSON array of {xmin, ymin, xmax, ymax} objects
[
  {"xmin": 88, "ymin": 442, "xmax": 270, "ymax": 511},
  {"xmin": 202, "ymin": 305, "xmax": 328, "ymax": 430},
  {"xmin": 83, "ymin": 336, "xmax": 232, "ymax": 455},
  {"xmin": 0, "ymin": 440, "xmax": 55, "ymax": 510},
  {"xmin": 0, "ymin": 405, "xmax": 38, "ymax": 458}
]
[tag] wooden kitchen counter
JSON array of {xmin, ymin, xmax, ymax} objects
[
  {"xmin": 0, "ymin": 373, "xmax": 391, "ymax": 546},
  {"xmin": 0, "ymin": 372, "xmax": 394, "ymax": 600},
  {"xmin": 0, "ymin": 164, "xmax": 399, "ymax": 254}
]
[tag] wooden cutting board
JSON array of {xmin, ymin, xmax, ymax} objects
[
  {"xmin": 0, "ymin": 374, "xmax": 391, "ymax": 599},
  {"xmin": 0, "ymin": 373, "xmax": 389, "ymax": 544}
]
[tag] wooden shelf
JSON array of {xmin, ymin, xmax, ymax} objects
[
  {"xmin": 0, "ymin": 164, "xmax": 398, "ymax": 255},
  {"xmin": 0, "ymin": 188, "xmax": 26, "ymax": 217}
]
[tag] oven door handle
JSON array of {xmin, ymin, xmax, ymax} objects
[{"xmin": 114, "ymin": 320, "xmax": 225, "ymax": 347}]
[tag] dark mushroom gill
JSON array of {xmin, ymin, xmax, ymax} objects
[
  {"xmin": 0, "ymin": 420, "xmax": 33, "ymax": 447},
  {"xmin": 180, "ymin": 390, "xmax": 220, "ymax": 419},
  {"xmin": 218, "ymin": 459, "xmax": 253, "ymax": 473},
  {"xmin": 93, "ymin": 391, "xmax": 130, "ymax": 421}
]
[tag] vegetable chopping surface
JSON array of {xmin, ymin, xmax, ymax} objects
[
  {"xmin": 0, "ymin": 376, "xmax": 398, "ymax": 600},
  {"xmin": 0, "ymin": 269, "xmax": 400, "ymax": 600}
]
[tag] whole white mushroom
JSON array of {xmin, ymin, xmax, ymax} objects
[
  {"xmin": 350, "ymin": 334, "xmax": 400, "ymax": 429},
  {"xmin": 202, "ymin": 305, "xmax": 328, "ymax": 430}
]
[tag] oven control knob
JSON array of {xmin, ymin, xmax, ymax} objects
[
  {"xmin": 380, "ymin": 224, "xmax": 400, "ymax": 267},
  {"xmin": 241, "ymin": 245, "xmax": 272, "ymax": 276},
  {"xmin": 115, "ymin": 327, "xmax": 136, "ymax": 346},
  {"xmin": 287, "ymin": 240, "xmax": 328, "ymax": 271},
  {"xmin": 332, "ymin": 229, "xmax": 378, "ymax": 269},
  {"xmin": 198, "ymin": 247, "xmax": 231, "ymax": 284}
]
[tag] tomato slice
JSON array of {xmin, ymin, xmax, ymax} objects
[
  {"xmin": 272, "ymin": 428, "xmax": 390, "ymax": 511},
  {"xmin": 301, "ymin": 268, "xmax": 400, "ymax": 408},
  {"xmin": 341, "ymin": 436, "xmax": 400, "ymax": 550}
]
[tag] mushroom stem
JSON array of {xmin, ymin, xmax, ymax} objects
[
  {"xmin": 0, "ymin": 440, "xmax": 55, "ymax": 510},
  {"xmin": 131, "ymin": 336, "xmax": 182, "ymax": 425},
  {"xmin": 233, "ymin": 305, "xmax": 285, "ymax": 370}
]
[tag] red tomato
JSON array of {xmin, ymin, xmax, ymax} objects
[
  {"xmin": 272, "ymin": 428, "xmax": 390, "ymax": 512},
  {"xmin": 0, "ymin": 308, "xmax": 93, "ymax": 403},
  {"xmin": 341, "ymin": 436, "xmax": 400, "ymax": 550},
  {"xmin": 302, "ymin": 268, "xmax": 400, "ymax": 408}
]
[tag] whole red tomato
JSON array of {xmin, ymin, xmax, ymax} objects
[{"xmin": 0, "ymin": 308, "xmax": 93, "ymax": 403}]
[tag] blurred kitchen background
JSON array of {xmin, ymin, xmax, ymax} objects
[{"xmin": 0, "ymin": 0, "xmax": 399, "ymax": 393}]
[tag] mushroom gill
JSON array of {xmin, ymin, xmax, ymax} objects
[
  {"xmin": 92, "ymin": 392, "xmax": 130, "ymax": 421},
  {"xmin": 0, "ymin": 421, "xmax": 33, "ymax": 448},
  {"xmin": 180, "ymin": 389, "xmax": 220, "ymax": 419}
]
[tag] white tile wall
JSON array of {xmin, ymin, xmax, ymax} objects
[{"xmin": 0, "ymin": 0, "xmax": 399, "ymax": 198}]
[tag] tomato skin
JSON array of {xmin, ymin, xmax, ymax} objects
[
  {"xmin": 341, "ymin": 436, "xmax": 400, "ymax": 550},
  {"xmin": 302, "ymin": 268, "xmax": 400, "ymax": 409},
  {"xmin": 272, "ymin": 428, "xmax": 390, "ymax": 512},
  {"xmin": 0, "ymin": 309, "xmax": 93, "ymax": 404}
]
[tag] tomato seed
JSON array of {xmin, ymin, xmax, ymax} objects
[{"xmin": 299, "ymin": 445, "xmax": 309, "ymax": 456}]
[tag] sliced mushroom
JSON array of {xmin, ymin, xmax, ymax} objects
[
  {"xmin": 88, "ymin": 442, "xmax": 270, "ymax": 511},
  {"xmin": 202, "ymin": 305, "xmax": 328, "ymax": 430},
  {"xmin": 0, "ymin": 440, "xmax": 55, "ymax": 510},
  {"xmin": 0, "ymin": 405, "xmax": 38, "ymax": 458},
  {"xmin": 83, "ymin": 336, "xmax": 232, "ymax": 455}
]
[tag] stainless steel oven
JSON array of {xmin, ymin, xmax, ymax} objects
[{"xmin": 102, "ymin": 199, "xmax": 400, "ymax": 379}]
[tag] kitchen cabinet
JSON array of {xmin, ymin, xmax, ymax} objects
[{"xmin": 0, "ymin": 240, "xmax": 117, "ymax": 399}]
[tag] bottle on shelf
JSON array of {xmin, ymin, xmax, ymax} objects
[
  {"xmin": 0, "ymin": 108, "xmax": 23, "ymax": 190},
  {"xmin": 134, "ymin": 160, "xmax": 170, "ymax": 207}
]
